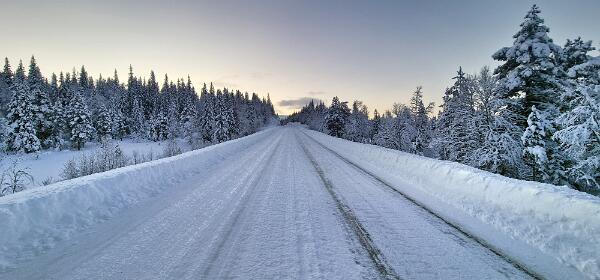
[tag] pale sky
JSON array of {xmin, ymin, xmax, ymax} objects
[{"xmin": 1, "ymin": 0, "xmax": 599, "ymax": 115}]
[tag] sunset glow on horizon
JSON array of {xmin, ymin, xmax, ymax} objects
[{"xmin": 2, "ymin": 0, "xmax": 599, "ymax": 115}]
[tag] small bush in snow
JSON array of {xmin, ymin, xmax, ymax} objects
[
  {"xmin": 60, "ymin": 142, "xmax": 132, "ymax": 180},
  {"xmin": 162, "ymin": 139, "xmax": 182, "ymax": 158},
  {"xmin": 0, "ymin": 159, "xmax": 33, "ymax": 196}
]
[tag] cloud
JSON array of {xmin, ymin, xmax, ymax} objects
[
  {"xmin": 307, "ymin": 91, "xmax": 326, "ymax": 96},
  {"xmin": 250, "ymin": 72, "xmax": 271, "ymax": 79},
  {"xmin": 277, "ymin": 97, "xmax": 322, "ymax": 109}
]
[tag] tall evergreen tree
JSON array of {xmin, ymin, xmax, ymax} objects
[
  {"xmin": 0, "ymin": 58, "xmax": 13, "ymax": 116},
  {"xmin": 554, "ymin": 39, "xmax": 600, "ymax": 191},
  {"xmin": 14, "ymin": 60, "xmax": 26, "ymax": 84},
  {"xmin": 5, "ymin": 82, "xmax": 40, "ymax": 153},
  {"xmin": 67, "ymin": 90, "xmax": 94, "ymax": 150},
  {"xmin": 26, "ymin": 56, "xmax": 44, "ymax": 91},
  {"xmin": 522, "ymin": 106, "xmax": 554, "ymax": 182},
  {"xmin": 434, "ymin": 67, "xmax": 477, "ymax": 163},
  {"xmin": 325, "ymin": 96, "xmax": 350, "ymax": 138},
  {"xmin": 94, "ymin": 105, "xmax": 113, "ymax": 141},
  {"xmin": 492, "ymin": 4, "xmax": 562, "ymax": 128},
  {"xmin": 409, "ymin": 86, "xmax": 434, "ymax": 155}
]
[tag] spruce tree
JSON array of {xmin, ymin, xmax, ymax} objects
[
  {"xmin": 434, "ymin": 68, "xmax": 477, "ymax": 163},
  {"xmin": 493, "ymin": 4, "xmax": 562, "ymax": 128},
  {"xmin": 199, "ymin": 83, "xmax": 215, "ymax": 142},
  {"xmin": 325, "ymin": 96, "xmax": 350, "ymax": 138},
  {"xmin": 0, "ymin": 58, "xmax": 13, "ymax": 116},
  {"xmin": 67, "ymin": 90, "xmax": 94, "ymax": 150},
  {"xmin": 26, "ymin": 56, "xmax": 44, "ymax": 91},
  {"xmin": 522, "ymin": 106, "xmax": 560, "ymax": 183},
  {"xmin": 212, "ymin": 90, "xmax": 231, "ymax": 143},
  {"xmin": 5, "ymin": 82, "xmax": 41, "ymax": 153},
  {"xmin": 554, "ymin": 40, "xmax": 600, "ymax": 191},
  {"xmin": 14, "ymin": 60, "xmax": 26, "ymax": 84},
  {"xmin": 111, "ymin": 108, "xmax": 128, "ymax": 141},
  {"xmin": 32, "ymin": 87, "xmax": 57, "ymax": 148},
  {"xmin": 95, "ymin": 105, "xmax": 113, "ymax": 141},
  {"xmin": 149, "ymin": 110, "xmax": 169, "ymax": 141},
  {"xmin": 409, "ymin": 86, "xmax": 434, "ymax": 155}
]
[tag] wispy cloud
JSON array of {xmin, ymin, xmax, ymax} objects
[
  {"xmin": 307, "ymin": 91, "xmax": 326, "ymax": 96},
  {"xmin": 250, "ymin": 72, "xmax": 271, "ymax": 79},
  {"xmin": 277, "ymin": 97, "xmax": 322, "ymax": 109}
]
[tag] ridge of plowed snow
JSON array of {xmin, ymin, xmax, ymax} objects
[
  {"xmin": 0, "ymin": 128, "xmax": 277, "ymax": 270},
  {"xmin": 304, "ymin": 128, "xmax": 599, "ymax": 279}
]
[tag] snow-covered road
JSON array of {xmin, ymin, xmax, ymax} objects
[{"xmin": 0, "ymin": 126, "xmax": 550, "ymax": 279}]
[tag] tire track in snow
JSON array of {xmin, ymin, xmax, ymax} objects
[
  {"xmin": 300, "ymin": 130, "xmax": 542, "ymax": 280},
  {"xmin": 200, "ymin": 135, "xmax": 284, "ymax": 279},
  {"xmin": 297, "ymin": 131, "xmax": 401, "ymax": 280}
]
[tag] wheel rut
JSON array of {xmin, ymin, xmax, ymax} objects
[{"xmin": 297, "ymin": 131, "xmax": 401, "ymax": 280}]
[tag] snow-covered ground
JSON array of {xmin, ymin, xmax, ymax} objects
[
  {"xmin": 0, "ymin": 125, "xmax": 597, "ymax": 279},
  {"xmin": 304, "ymin": 126, "xmax": 599, "ymax": 279},
  {"xmin": 0, "ymin": 138, "xmax": 191, "ymax": 187}
]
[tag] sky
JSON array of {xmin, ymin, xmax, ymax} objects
[{"xmin": 1, "ymin": 0, "xmax": 599, "ymax": 115}]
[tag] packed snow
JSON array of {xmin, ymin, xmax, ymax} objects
[
  {"xmin": 304, "ymin": 128, "xmax": 599, "ymax": 279},
  {"xmin": 1, "ymin": 125, "xmax": 596, "ymax": 279},
  {"xmin": 0, "ymin": 128, "xmax": 273, "ymax": 271}
]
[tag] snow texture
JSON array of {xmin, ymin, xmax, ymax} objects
[
  {"xmin": 0, "ymin": 128, "xmax": 275, "ymax": 270},
  {"xmin": 305, "ymin": 128, "xmax": 599, "ymax": 279}
]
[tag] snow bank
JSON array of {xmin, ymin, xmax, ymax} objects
[
  {"xmin": 305, "ymin": 129, "xmax": 600, "ymax": 279},
  {"xmin": 0, "ymin": 128, "xmax": 276, "ymax": 270},
  {"xmin": 2, "ymin": 138, "xmax": 191, "ymax": 187}
]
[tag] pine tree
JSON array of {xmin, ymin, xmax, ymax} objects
[
  {"xmin": 325, "ymin": 96, "xmax": 350, "ymax": 138},
  {"xmin": 212, "ymin": 90, "xmax": 233, "ymax": 143},
  {"xmin": 13, "ymin": 60, "xmax": 26, "ymax": 84},
  {"xmin": 373, "ymin": 111, "xmax": 398, "ymax": 149},
  {"xmin": 130, "ymin": 97, "xmax": 146, "ymax": 137},
  {"xmin": 67, "ymin": 90, "xmax": 94, "ymax": 150},
  {"xmin": 492, "ymin": 4, "xmax": 562, "ymax": 128},
  {"xmin": 149, "ymin": 110, "xmax": 169, "ymax": 141},
  {"xmin": 199, "ymin": 83, "xmax": 215, "ymax": 142},
  {"xmin": 434, "ymin": 68, "xmax": 477, "ymax": 163},
  {"xmin": 409, "ymin": 86, "xmax": 434, "ymax": 155},
  {"xmin": 5, "ymin": 82, "xmax": 41, "ymax": 153},
  {"xmin": 49, "ymin": 73, "xmax": 59, "ymax": 102},
  {"xmin": 26, "ymin": 56, "xmax": 44, "ymax": 91},
  {"xmin": 1, "ymin": 58, "xmax": 12, "ymax": 85},
  {"xmin": 95, "ymin": 105, "xmax": 113, "ymax": 141},
  {"xmin": 346, "ymin": 101, "xmax": 370, "ymax": 143},
  {"xmin": 180, "ymin": 99, "xmax": 198, "ymax": 145},
  {"xmin": 370, "ymin": 109, "xmax": 381, "ymax": 141},
  {"xmin": 522, "ymin": 106, "xmax": 561, "ymax": 183},
  {"xmin": 0, "ymin": 58, "xmax": 13, "ymax": 116},
  {"xmin": 32, "ymin": 87, "xmax": 57, "ymax": 148},
  {"xmin": 111, "ymin": 108, "xmax": 128, "ymax": 141},
  {"xmin": 554, "ymin": 40, "xmax": 600, "ymax": 191}
]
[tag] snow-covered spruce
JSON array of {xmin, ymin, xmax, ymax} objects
[
  {"xmin": 285, "ymin": 5, "xmax": 600, "ymax": 194},
  {"xmin": 0, "ymin": 57, "xmax": 277, "ymax": 195}
]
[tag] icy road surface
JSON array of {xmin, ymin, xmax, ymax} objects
[{"xmin": 2, "ymin": 126, "xmax": 536, "ymax": 279}]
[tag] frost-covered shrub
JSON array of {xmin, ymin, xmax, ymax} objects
[
  {"xmin": 0, "ymin": 160, "xmax": 33, "ymax": 196},
  {"xmin": 60, "ymin": 142, "xmax": 131, "ymax": 180},
  {"xmin": 162, "ymin": 139, "xmax": 182, "ymax": 158}
]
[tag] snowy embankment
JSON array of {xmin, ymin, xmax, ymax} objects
[
  {"xmin": 0, "ymin": 128, "xmax": 275, "ymax": 270},
  {"xmin": 304, "ymin": 129, "xmax": 600, "ymax": 279},
  {"xmin": 1, "ymin": 138, "xmax": 191, "ymax": 187}
]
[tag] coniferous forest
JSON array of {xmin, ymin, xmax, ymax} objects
[
  {"xmin": 0, "ymin": 58, "xmax": 276, "ymax": 153},
  {"xmin": 284, "ymin": 5, "xmax": 599, "ymax": 194}
]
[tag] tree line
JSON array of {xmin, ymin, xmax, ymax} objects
[
  {"xmin": 284, "ymin": 5, "xmax": 599, "ymax": 194},
  {"xmin": 0, "ymin": 58, "xmax": 276, "ymax": 153}
]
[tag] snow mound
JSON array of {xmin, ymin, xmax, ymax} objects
[
  {"xmin": 0, "ymin": 128, "xmax": 276, "ymax": 270},
  {"xmin": 305, "ymin": 129, "xmax": 600, "ymax": 279}
]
